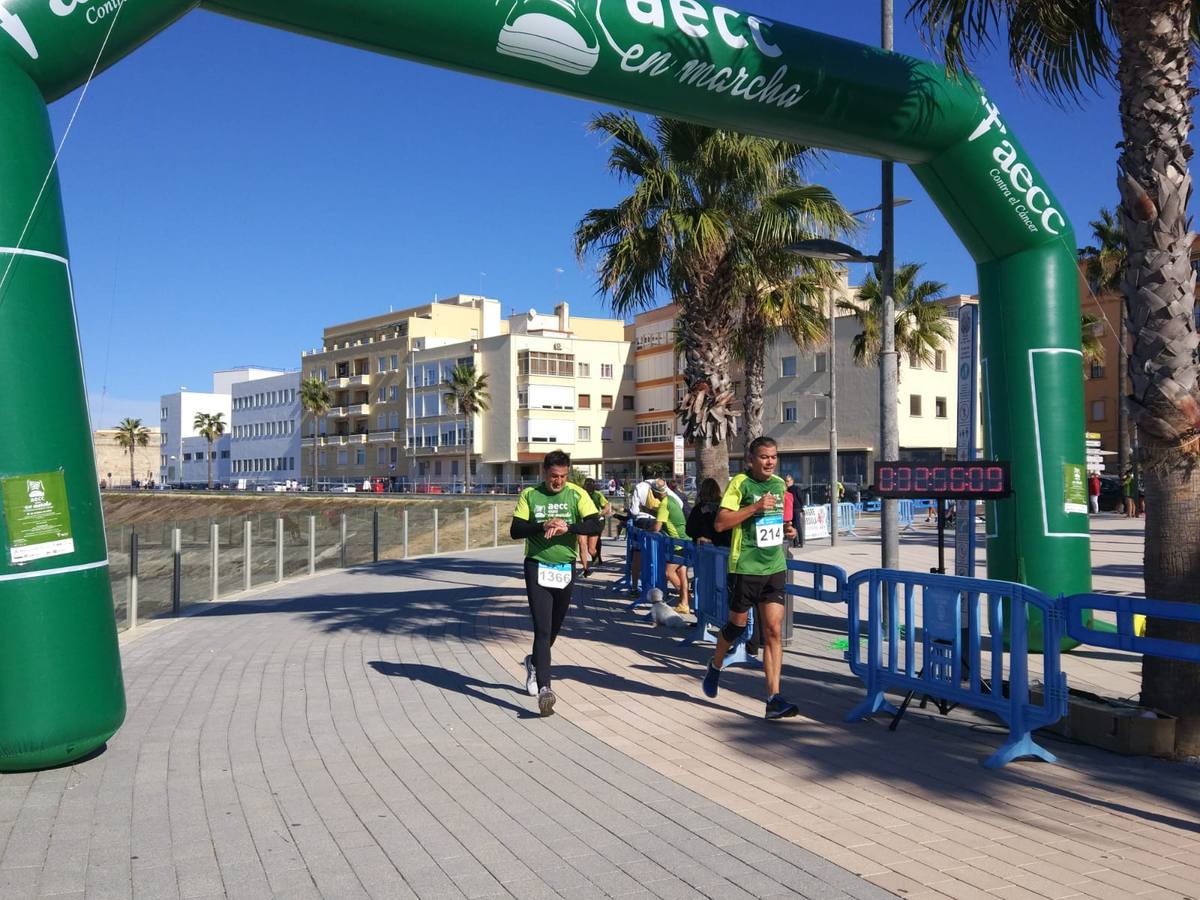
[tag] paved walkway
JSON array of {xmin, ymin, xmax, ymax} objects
[
  {"xmin": 0, "ymin": 549, "xmax": 889, "ymax": 900},
  {"xmin": 3, "ymin": 513, "xmax": 1197, "ymax": 899}
]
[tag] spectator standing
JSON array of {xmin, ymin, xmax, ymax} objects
[{"xmin": 1088, "ymin": 472, "xmax": 1101, "ymax": 515}]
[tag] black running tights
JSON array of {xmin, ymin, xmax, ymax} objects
[{"xmin": 523, "ymin": 558, "xmax": 574, "ymax": 690}]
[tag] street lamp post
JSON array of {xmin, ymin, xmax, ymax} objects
[
  {"xmin": 828, "ymin": 286, "xmax": 839, "ymax": 546},
  {"xmin": 880, "ymin": 0, "xmax": 900, "ymax": 571}
]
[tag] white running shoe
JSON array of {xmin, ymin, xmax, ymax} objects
[
  {"xmin": 497, "ymin": 0, "xmax": 600, "ymax": 76},
  {"xmin": 538, "ymin": 686, "xmax": 557, "ymax": 717},
  {"xmin": 524, "ymin": 654, "xmax": 538, "ymax": 697}
]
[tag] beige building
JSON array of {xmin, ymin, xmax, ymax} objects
[
  {"xmin": 628, "ymin": 276, "xmax": 980, "ymax": 491},
  {"xmin": 301, "ymin": 296, "xmax": 636, "ymax": 487},
  {"xmin": 93, "ymin": 427, "xmax": 161, "ymax": 488}
]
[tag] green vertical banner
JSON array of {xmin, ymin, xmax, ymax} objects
[{"xmin": 0, "ymin": 58, "xmax": 124, "ymax": 772}]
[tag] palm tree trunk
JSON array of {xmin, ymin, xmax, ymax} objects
[
  {"xmin": 678, "ymin": 294, "xmax": 735, "ymax": 485},
  {"xmin": 741, "ymin": 313, "xmax": 767, "ymax": 442},
  {"xmin": 1113, "ymin": 0, "xmax": 1200, "ymax": 757},
  {"xmin": 207, "ymin": 440, "xmax": 213, "ymax": 490},
  {"xmin": 464, "ymin": 419, "xmax": 471, "ymax": 492},
  {"xmin": 129, "ymin": 451, "xmax": 135, "ymax": 489},
  {"xmin": 1117, "ymin": 313, "xmax": 1131, "ymax": 476}
]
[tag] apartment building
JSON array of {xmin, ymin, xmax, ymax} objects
[
  {"xmin": 628, "ymin": 280, "xmax": 978, "ymax": 488},
  {"xmin": 301, "ymin": 296, "xmax": 636, "ymax": 486},
  {"xmin": 477, "ymin": 303, "xmax": 636, "ymax": 484}
]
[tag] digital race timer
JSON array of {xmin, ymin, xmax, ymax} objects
[{"xmin": 873, "ymin": 461, "xmax": 1011, "ymax": 500}]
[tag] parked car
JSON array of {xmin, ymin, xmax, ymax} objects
[{"xmin": 1098, "ymin": 474, "xmax": 1123, "ymax": 512}]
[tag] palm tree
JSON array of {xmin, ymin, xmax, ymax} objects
[
  {"xmin": 840, "ymin": 261, "xmax": 952, "ymax": 379},
  {"xmin": 299, "ymin": 376, "xmax": 332, "ymax": 491},
  {"xmin": 192, "ymin": 412, "xmax": 226, "ymax": 491},
  {"xmin": 909, "ymin": 1, "xmax": 1200, "ymax": 754},
  {"xmin": 732, "ymin": 185, "xmax": 849, "ymax": 440},
  {"xmin": 1080, "ymin": 312, "xmax": 1106, "ymax": 368},
  {"xmin": 576, "ymin": 113, "xmax": 850, "ymax": 479},
  {"xmin": 442, "ymin": 363, "xmax": 491, "ymax": 491},
  {"xmin": 113, "ymin": 417, "xmax": 150, "ymax": 488},
  {"xmin": 1079, "ymin": 207, "xmax": 1130, "ymax": 474}
]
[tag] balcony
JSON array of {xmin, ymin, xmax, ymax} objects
[
  {"xmin": 330, "ymin": 373, "xmax": 371, "ymax": 389},
  {"xmin": 368, "ymin": 431, "xmax": 397, "ymax": 443},
  {"xmin": 328, "ymin": 403, "xmax": 371, "ymax": 418}
]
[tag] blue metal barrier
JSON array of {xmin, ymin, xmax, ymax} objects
[
  {"xmin": 897, "ymin": 499, "xmax": 915, "ymax": 531},
  {"xmin": 844, "ymin": 569, "xmax": 1068, "ymax": 768},
  {"xmin": 680, "ymin": 543, "xmax": 758, "ymax": 668},
  {"xmin": 614, "ymin": 522, "xmax": 637, "ymax": 591},
  {"xmin": 865, "ymin": 500, "xmax": 881, "ymax": 513},
  {"xmin": 628, "ymin": 528, "xmax": 668, "ymax": 612},
  {"xmin": 785, "ymin": 558, "xmax": 848, "ymax": 604},
  {"xmin": 838, "ymin": 502, "xmax": 858, "ymax": 535},
  {"xmin": 1062, "ymin": 593, "xmax": 1200, "ymax": 662}
]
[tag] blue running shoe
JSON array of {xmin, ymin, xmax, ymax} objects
[
  {"xmin": 765, "ymin": 695, "xmax": 800, "ymax": 720},
  {"xmin": 702, "ymin": 662, "xmax": 721, "ymax": 699}
]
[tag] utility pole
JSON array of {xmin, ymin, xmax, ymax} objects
[{"xmin": 879, "ymin": 0, "xmax": 900, "ymax": 571}]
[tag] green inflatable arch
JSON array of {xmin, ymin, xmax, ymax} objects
[{"xmin": 0, "ymin": 0, "xmax": 1089, "ymax": 771}]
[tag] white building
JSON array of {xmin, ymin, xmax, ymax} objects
[
  {"xmin": 159, "ymin": 367, "xmax": 288, "ymax": 486},
  {"xmin": 230, "ymin": 371, "xmax": 300, "ymax": 486},
  {"xmin": 181, "ymin": 434, "xmax": 231, "ymax": 486}
]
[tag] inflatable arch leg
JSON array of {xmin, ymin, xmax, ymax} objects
[{"xmin": 0, "ymin": 60, "xmax": 125, "ymax": 773}]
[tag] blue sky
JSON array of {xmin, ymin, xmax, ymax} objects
[{"xmin": 49, "ymin": 3, "xmax": 1130, "ymax": 428}]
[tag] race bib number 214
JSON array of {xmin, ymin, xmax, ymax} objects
[{"xmin": 755, "ymin": 514, "xmax": 784, "ymax": 548}]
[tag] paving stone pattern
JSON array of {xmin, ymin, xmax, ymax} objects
[
  {"xmin": 480, "ymin": 517, "xmax": 1199, "ymax": 900},
  {"xmin": 0, "ymin": 550, "xmax": 890, "ymax": 900}
]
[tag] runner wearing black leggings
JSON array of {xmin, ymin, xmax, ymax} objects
[{"xmin": 510, "ymin": 450, "xmax": 602, "ymax": 716}]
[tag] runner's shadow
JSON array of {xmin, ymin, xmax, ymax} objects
[
  {"xmin": 368, "ymin": 660, "xmax": 539, "ymax": 719},
  {"xmin": 551, "ymin": 663, "xmax": 759, "ymax": 721}
]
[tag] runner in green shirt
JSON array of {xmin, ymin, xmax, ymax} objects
[
  {"xmin": 649, "ymin": 479, "xmax": 692, "ymax": 615},
  {"xmin": 578, "ymin": 477, "xmax": 613, "ymax": 576},
  {"xmin": 701, "ymin": 436, "xmax": 799, "ymax": 720},
  {"xmin": 509, "ymin": 450, "xmax": 602, "ymax": 716}
]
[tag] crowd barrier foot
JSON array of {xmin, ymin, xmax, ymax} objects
[
  {"xmin": 985, "ymin": 734, "xmax": 1056, "ymax": 769},
  {"xmin": 720, "ymin": 642, "xmax": 762, "ymax": 669},
  {"xmin": 680, "ymin": 619, "xmax": 717, "ymax": 646},
  {"xmin": 845, "ymin": 691, "xmax": 899, "ymax": 722}
]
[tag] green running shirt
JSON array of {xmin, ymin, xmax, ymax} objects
[
  {"xmin": 721, "ymin": 473, "xmax": 788, "ymax": 575},
  {"xmin": 513, "ymin": 482, "xmax": 599, "ymax": 564},
  {"xmin": 654, "ymin": 494, "xmax": 688, "ymax": 539}
]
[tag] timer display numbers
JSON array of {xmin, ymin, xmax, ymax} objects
[{"xmin": 874, "ymin": 461, "xmax": 1011, "ymax": 500}]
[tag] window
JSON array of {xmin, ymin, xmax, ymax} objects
[
  {"xmin": 221, "ymin": 450, "xmax": 229, "ymax": 459},
  {"xmin": 624, "ymin": 364, "xmax": 635, "ymax": 379},
  {"xmin": 517, "ymin": 350, "xmax": 575, "ymax": 377},
  {"xmin": 578, "ymin": 426, "xmax": 591, "ymax": 442},
  {"xmin": 601, "ymin": 395, "xmax": 614, "ymax": 409},
  {"xmin": 1091, "ymin": 361, "xmax": 1105, "ymax": 379},
  {"xmin": 389, "ymin": 385, "xmax": 400, "ymax": 402},
  {"xmin": 602, "ymin": 427, "xmax": 614, "ymax": 442},
  {"xmin": 622, "ymin": 395, "xmax": 635, "ymax": 410},
  {"xmin": 908, "ymin": 351, "xmax": 921, "ymax": 369},
  {"xmin": 1091, "ymin": 399, "xmax": 1106, "ymax": 421},
  {"xmin": 183, "ymin": 453, "xmax": 192, "ymax": 462},
  {"xmin": 578, "ymin": 362, "xmax": 590, "ymax": 377},
  {"xmin": 356, "ymin": 448, "xmax": 366, "ymax": 465},
  {"xmin": 161, "ymin": 407, "xmax": 168, "ymax": 419},
  {"xmin": 813, "ymin": 397, "xmax": 828, "ymax": 419},
  {"xmin": 622, "ymin": 428, "xmax": 634, "ymax": 442},
  {"xmin": 636, "ymin": 420, "xmax": 673, "ymax": 444},
  {"xmin": 378, "ymin": 388, "xmax": 386, "ymax": 402},
  {"xmin": 601, "ymin": 363, "xmax": 614, "ymax": 378},
  {"xmin": 935, "ymin": 397, "xmax": 948, "ymax": 418},
  {"xmin": 910, "ymin": 394, "xmax": 923, "ymax": 416},
  {"xmin": 336, "ymin": 449, "xmax": 348, "ymax": 465},
  {"xmin": 517, "ymin": 389, "xmax": 528, "ymax": 408},
  {"xmin": 935, "ymin": 349, "xmax": 947, "ymax": 372},
  {"xmin": 378, "ymin": 356, "xmax": 386, "ymax": 374},
  {"xmin": 781, "ymin": 356, "xmax": 797, "ymax": 377},
  {"xmin": 578, "ymin": 393, "xmax": 591, "ymax": 409},
  {"xmin": 782, "ymin": 401, "xmax": 797, "ymax": 423},
  {"xmin": 390, "ymin": 354, "xmax": 399, "ymax": 371},
  {"xmin": 377, "ymin": 447, "xmax": 387, "ymax": 466}
]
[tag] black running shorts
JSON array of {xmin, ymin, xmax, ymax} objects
[{"xmin": 727, "ymin": 570, "xmax": 786, "ymax": 614}]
